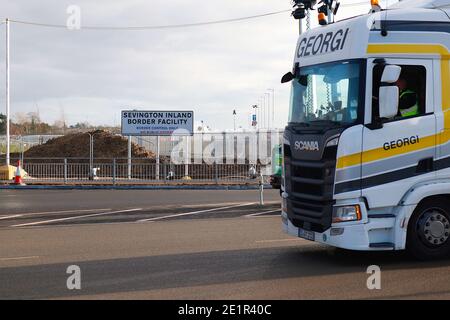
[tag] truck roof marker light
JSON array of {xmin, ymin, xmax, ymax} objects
[
  {"xmin": 318, "ymin": 13, "xmax": 327, "ymax": 26},
  {"xmin": 371, "ymin": 0, "xmax": 382, "ymax": 12}
]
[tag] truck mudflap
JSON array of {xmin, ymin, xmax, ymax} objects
[{"xmin": 282, "ymin": 209, "xmax": 401, "ymax": 251}]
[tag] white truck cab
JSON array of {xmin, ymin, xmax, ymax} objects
[{"xmin": 281, "ymin": 0, "xmax": 450, "ymax": 259}]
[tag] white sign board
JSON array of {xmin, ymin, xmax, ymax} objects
[{"xmin": 121, "ymin": 110, "xmax": 194, "ymax": 136}]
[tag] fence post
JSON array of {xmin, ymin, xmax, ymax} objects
[
  {"xmin": 215, "ymin": 162, "xmax": 218, "ymax": 184},
  {"xmin": 64, "ymin": 158, "xmax": 67, "ymax": 184},
  {"xmin": 156, "ymin": 136, "xmax": 160, "ymax": 180},
  {"xmin": 113, "ymin": 158, "xmax": 116, "ymax": 185},
  {"xmin": 184, "ymin": 136, "xmax": 190, "ymax": 178}
]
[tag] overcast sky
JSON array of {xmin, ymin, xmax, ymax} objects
[{"xmin": 0, "ymin": 0, "xmax": 380, "ymax": 131}]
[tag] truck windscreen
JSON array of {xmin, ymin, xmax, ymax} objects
[{"xmin": 289, "ymin": 60, "xmax": 363, "ymax": 127}]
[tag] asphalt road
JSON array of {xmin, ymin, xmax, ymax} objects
[{"xmin": 2, "ymin": 189, "xmax": 450, "ymax": 300}]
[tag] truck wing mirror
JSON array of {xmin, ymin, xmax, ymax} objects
[
  {"xmin": 367, "ymin": 64, "xmax": 402, "ymax": 126},
  {"xmin": 369, "ymin": 64, "xmax": 401, "ymax": 125},
  {"xmin": 379, "ymin": 86, "xmax": 399, "ymax": 119},
  {"xmin": 381, "ymin": 65, "xmax": 401, "ymax": 83},
  {"xmin": 281, "ymin": 72, "xmax": 294, "ymax": 83}
]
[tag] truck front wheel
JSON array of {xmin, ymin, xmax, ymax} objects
[{"xmin": 407, "ymin": 199, "xmax": 450, "ymax": 260}]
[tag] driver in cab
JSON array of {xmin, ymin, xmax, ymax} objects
[{"xmin": 396, "ymin": 76, "xmax": 419, "ymax": 118}]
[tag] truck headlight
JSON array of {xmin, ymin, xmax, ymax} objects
[
  {"xmin": 326, "ymin": 136, "xmax": 339, "ymax": 147},
  {"xmin": 332, "ymin": 205, "xmax": 362, "ymax": 223}
]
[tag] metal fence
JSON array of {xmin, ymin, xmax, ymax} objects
[
  {"xmin": 0, "ymin": 130, "xmax": 284, "ymax": 161},
  {"xmin": 0, "ymin": 131, "xmax": 283, "ymax": 184},
  {"xmin": 2, "ymin": 158, "xmax": 270, "ymax": 184}
]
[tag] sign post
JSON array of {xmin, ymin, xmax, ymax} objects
[
  {"xmin": 156, "ymin": 136, "xmax": 160, "ymax": 180},
  {"xmin": 128, "ymin": 136, "xmax": 132, "ymax": 180}
]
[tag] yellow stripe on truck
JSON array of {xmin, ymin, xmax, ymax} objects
[
  {"xmin": 336, "ymin": 43, "xmax": 450, "ymax": 169},
  {"xmin": 337, "ymin": 134, "xmax": 436, "ymax": 169}
]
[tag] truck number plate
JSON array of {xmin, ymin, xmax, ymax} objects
[{"xmin": 298, "ymin": 228, "xmax": 315, "ymax": 241}]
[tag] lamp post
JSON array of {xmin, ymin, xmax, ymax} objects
[
  {"xmin": 87, "ymin": 131, "xmax": 102, "ymax": 180},
  {"xmin": 264, "ymin": 92, "xmax": 270, "ymax": 129},
  {"xmin": 267, "ymin": 88, "xmax": 275, "ymax": 129},
  {"xmin": 20, "ymin": 136, "xmax": 25, "ymax": 165},
  {"xmin": 5, "ymin": 18, "xmax": 10, "ymax": 166},
  {"xmin": 260, "ymin": 97, "xmax": 265, "ymax": 129},
  {"xmin": 87, "ymin": 132, "xmax": 94, "ymax": 180}
]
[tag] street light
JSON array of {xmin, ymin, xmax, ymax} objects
[
  {"xmin": 260, "ymin": 96, "xmax": 265, "ymax": 129},
  {"xmin": 267, "ymin": 89, "xmax": 275, "ymax": 129},
  {"xmin": 5, "ymin": 19, "xmax": 10, "ymax": 166},
  {"xmin": 264, "ymin": 92, "xmax": 270, "ymax": 129},
  {"xmin": 87, "ymin": 131, "xmax": 102, "ymax": 180},
  {"xmin": 20, "ymin": 136, "xmax": 26, "ymax": 165}
]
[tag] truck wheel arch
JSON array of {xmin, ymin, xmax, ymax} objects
[
  {"xmin": 398, "ymin": 183, "xmax": 450, "ymax": 251},
  {"xmin": 400, "ymin": 182, "xmax": 450, "ymax": 207}
]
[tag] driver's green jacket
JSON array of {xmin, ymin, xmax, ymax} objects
[{"xmin": 399, "ymin": 89, "xmax": 419, "ymax": 117}]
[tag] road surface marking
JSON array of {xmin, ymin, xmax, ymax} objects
[
  {"xmin": 245, "ymin": 209, "xmax": 280, "ymax": 217},
  {"xmin": 255, "ymin": 238, "xmax": 304, "ymax": 243},
  {"xmin": 11, "ymin": 208, "xmax": 142, "ymax": 227},
  {"xmin": 137, "ymin": 202, "xmax": 255, "ymax": 222},
  {"xmin": 0, "ymin": 214, "xmax": 23, "ymax": 220},
  {"xmin": 0, "ymin": 256, "xmax": 40, "ymax": 261},
  {"xmin": 0, "ymin": 208, "xmax": 111, "ymax": 221}
]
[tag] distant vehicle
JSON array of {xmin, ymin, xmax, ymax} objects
[{"xmin": 269, "ymin": 144, "xmax": 282, "ymax": 190}]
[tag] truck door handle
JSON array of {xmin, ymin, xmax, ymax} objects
[{"xmin": 416, "ymin": 157, "xmax": 434, "ymax": 173}]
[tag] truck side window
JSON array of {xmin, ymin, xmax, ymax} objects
[{"xmin": 372, "ymin": 64, "xmax": 427, "ymax": 121}]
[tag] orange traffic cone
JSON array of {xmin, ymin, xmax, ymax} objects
[{"xmin": 14, "ymin": 160, "xmax": 25, "ymax": 186}]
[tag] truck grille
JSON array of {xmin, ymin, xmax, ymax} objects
[{"xmin": 285, "ymin": 145, "xmax": 337, "ymax": 233}]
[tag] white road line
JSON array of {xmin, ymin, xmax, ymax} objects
[
  {"xmin": 11, "ymin": 208, "xmax": 142, "ymax": 227},
  {"xmin": 0, "ymin": 208, "xmax": 111, "ymax": 220},
  {"xmin": 245, "ymin": 209, "xmax": 280, "ymax": 218},
  {"xmin": 0, "ymin": 256, "xmax": 40, "ymax": 261},
  {"xmin": 137, "ymin": 202, "xmax": 255, "ymax": 222},
  {"xmin": 0, "ymin": 214, "xmax": 23, "ymax": 220}
]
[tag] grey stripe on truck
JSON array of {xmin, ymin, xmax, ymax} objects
[{"xmin": 336, "ymin": 146, "xmax": 435, "ymax": 183}]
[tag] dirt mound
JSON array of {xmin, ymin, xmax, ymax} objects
[{"xmin": 24, "ymin": 130, "xmax": 155, "ymax": 159}]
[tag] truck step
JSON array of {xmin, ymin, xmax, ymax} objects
[
  {"xmin": 368, "ymin": 214, "xmax": 396, "ymax": 219},
  {"xmin": 369, "ymin": 242, "xmax": 395, "ymax": 249}
]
